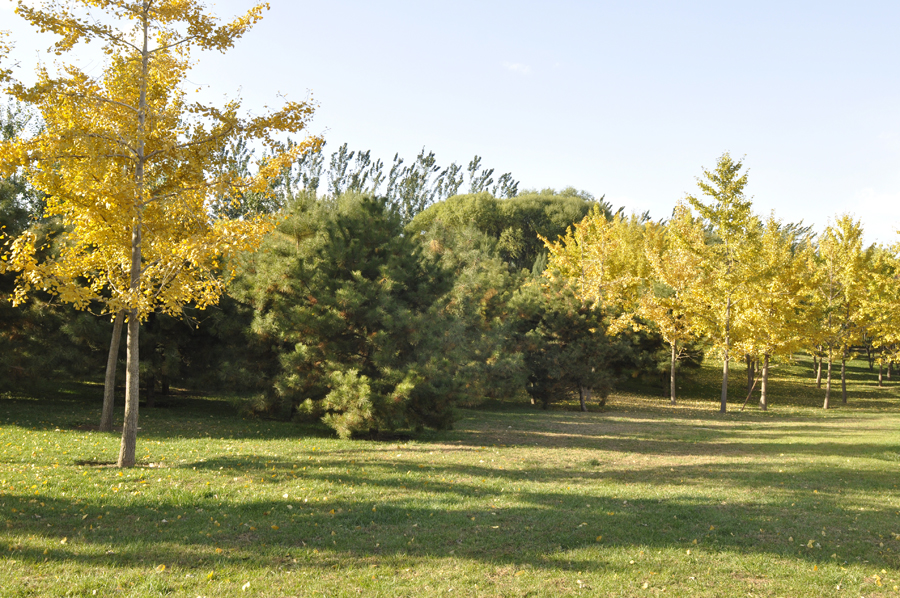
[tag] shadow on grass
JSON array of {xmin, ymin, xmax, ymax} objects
[
  {"xmin": 3, "ymin": 458, "xmax": 898, "ymax": 576},
  {"xmin": 2, "ymin": 360, "xmax": 899, "ymax": 579}
]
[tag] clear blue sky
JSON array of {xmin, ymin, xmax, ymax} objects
[{"xmin": 4, "ymin": 1, "xmax": 900, "ymax": 243}]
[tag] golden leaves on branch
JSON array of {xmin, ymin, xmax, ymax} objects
[
  {"xmin": 0, "ymin": 0, "xmax": 319, "ymax": 322},
  {"xmin": 542, "ymin": 207, "xmax": 655, "ymax": 334}
]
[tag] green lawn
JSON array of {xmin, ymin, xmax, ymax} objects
[{"xmin": 1, "ymin": 355, "xmax": 899, "ymax": 597}]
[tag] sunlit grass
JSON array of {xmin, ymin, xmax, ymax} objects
[{"xmin": 0, "ymin": 356, "xmax": 898, "ymax": 597}]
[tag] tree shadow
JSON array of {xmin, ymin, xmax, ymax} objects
[{"xmin": 4, "ymin": 462, "xmax": 898, "ymax": 576}]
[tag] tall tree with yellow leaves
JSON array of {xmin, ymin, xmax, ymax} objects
[
  {"xmin": 686, "ymin": 153, "xmax": 759, "ymax": 413},
  {"xmin": 815, "ymin": 216, "xmax": 872, "ymax": 409},
  {"xmin": 862, "ymin": 245, "xmax": 900, "ymax": 387},
  {"xmin": 739, "ymin": 216, "xmax": 815, "ymax": 410},
  {"xmin": 0, "ymin": 0, "xmax": 319, "ymax": 467},
  {"xmin": 639, "ymin": 203, "xmax": 706, "ymax": 405}
]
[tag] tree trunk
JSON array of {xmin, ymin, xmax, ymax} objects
[
  {"xmin": 746, "ymin": 355, "xmax": 754, "ymax": 394},
  {"xmin": 669, "ymin": 341, "xmax": 677, "ymax": 406},
  {"xmin": 117, "ymin": 311, "xmax": 140, "ymax": 468},
  {"xmin": 889, "ymin": 361, "xmax": 893, "ymax": 380},
  {"xmin": 99, "ymin": 310, "xmax": 125, "ymax": 432},
  {"xmin": 759, "ymin": 354, "xmax": 769, "ymax": 411},
  {"xmin": 841, "ymin": 357, "xmax": 847, "ymax": 404},
  {"xmin": 816, "ymin": 354, "xmax": 822, "ymax": 389},
  {"xmin": 579, "ymin": 386, "xmax": 589, "ymax": 412},
  {"xmin": 879, "ymin": 361, "xmax": 883, "ymax": 387},
  {"xmin": 823, "ymin": 355, "xmax": 832, "ymax": 409},
  {"xmin": 720, "ymin": 297, "xmax": 731, "ymax": 413}
]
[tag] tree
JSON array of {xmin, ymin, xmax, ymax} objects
[
  {"xmin": 416, "ymin": 221, "xmax": 528, "ymax": 406},
  {"xmin": 272, "ymin": 143, "xmax": 517, "ymax": 223},
  {"xmin": 739, "ymin": 215, "xmax": 815, "ymax": 410},
  {"xmin": 543, "ymin": 209, "xmax": 654, "ymax": 334},
  {"xmin": 815, "ymin": 216, "xmax": 872, "ymax": 408},
  {"xmin": 408, "ymin": 189, "xmax": 608, "ymax": 272},
  {"xmin": 232, "ymin": 193, "xmax": 455, "ymax": 438},
  {"xmin": 686, "ymin": 153, "xmax": 759, "ymax": 413},
  {"xmin": 511, "ymin": 281, "xmax": 618, "ymax": 410},
  {"xmin": 639, "ymin": 203, "xmax": 706, "ymax": 405},
  {"xmin": 862, "ymin": 245, "xmax": 900, "ymax": 387},
  {"xmin": 0, "ymin": 0, "xmax": 318, "ymax": 467}
]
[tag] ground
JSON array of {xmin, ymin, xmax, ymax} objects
[{"xmin": 0, "ymin": 355, "xmax": 898, "ymax": 597}]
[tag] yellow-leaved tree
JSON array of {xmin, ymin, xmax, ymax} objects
[
  {"xmin": 686, "ymin": 153, "xmax": 760, "ymax": 413},
  {"xmin": 543, "ymin": 208, "xmax": 655, "ymax": 331},
  {"xmin": 738, "ymin": 215, "xmax": 816, "ymax": 410},
  {"xmin": 0, "ymin": 0, "xmax": 319, "ymax": 467},
  {"xmin": 814, "ymin": 215, "xmax": 872, "ymax": 409},
  {"xmin": 862, "ymin": 245, "xmax": 900, "ymax": 387},
  {"xmin": 638, "ymin": 203, "xmax": 706, "ymax": 405},
  {"xmin": 542, "ymin": 209, "xmax": 657, "ymax": 409}
]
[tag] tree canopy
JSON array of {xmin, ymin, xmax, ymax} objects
[{"xmin": 0, "ymin": 0, "xmax": 319, "ymax": 466}]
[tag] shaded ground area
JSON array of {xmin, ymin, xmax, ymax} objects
[{"xmin": 0, "ymin": 358, "xmax": 898, "ymax": 597}]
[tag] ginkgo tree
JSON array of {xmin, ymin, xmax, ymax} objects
[
  {"xmin": 543, "ymin": 208, "xmax": 653, "ymax": 331},
  {"xmin": 541, "ymin": 209, "xmax": 656, "ymax": 409},
  {"xmin": 639, "ymin": 203, "xmax": 706, "ymax": 405},
  {"xmin": 814, "ymin": 215, "xmax": 872, "ymax": 409},
  {"xmin": 863, "ymin": 245, "xmax": 900, "ymax": 387},
  {"xmin": 686, "ymin": 153, "xmax": 760, "ymax": 413},
  {"xmin": 0, "ymin": 0, "xmax": 319, "ymax": 467},
  {"xmin": 739, "ymin": 215, "xmax": 815, "ymax": 410}
]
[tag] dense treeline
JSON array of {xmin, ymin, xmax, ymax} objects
[
  {"xmin": 543, "ymin": 153, "xmax": 900, "ymax": 411},
  {"xmin": 3, "ymin": 95, "xmax": 898, "ymax": 436},
  {"xmin": 2, "ymin": 97, "xmax": 671, "ymax": 435}
]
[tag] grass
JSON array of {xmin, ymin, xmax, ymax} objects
[{"xmin": 1, "ymin": 355, "xmax": 899, "ymax": 597}]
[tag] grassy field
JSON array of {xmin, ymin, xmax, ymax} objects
[{"xmin": 1, "ymin": 355, "xmax": 899, "ymax": 597}]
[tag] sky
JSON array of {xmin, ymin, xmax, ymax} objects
[{"xmin": 3, "ymin": 0, "xmax": 900, "ymax": 244}]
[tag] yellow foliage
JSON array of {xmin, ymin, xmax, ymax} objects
[
  {"xmin": 0, "ymin": 0, "xmax": 319, "ymax": 468},
  {"xmin": 542, "ymin": 208, "xmax": 654, "ymax": 333},
  {"xmin": 0, "ymin": 0, "xmax": 320, "ymax": 320}
]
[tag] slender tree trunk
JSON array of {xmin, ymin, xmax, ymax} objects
[
  {"xmin": 118, "ymin": 310, "xmax": 140, "ymax": 467},
  {"xmin": 579, "ymin": 386, "xmax": 588, "ymax": 412},
  {"xmin": 823, "ymin": 354, "xmax": 832, "ymax": 409},
  {"xmin": 99, "ymin": 310, "xmax": 125, "ymax": 432},
  {"xmin": 759, "ymin": 354, "xmax": 769, "ymax": 411},
  {"xmin": 841, "ymin": 357, "xmax": 847, "ymax": 404},
  {"xmin": 746, "ymin": 355, "xmax": 754, "ymax": 394},
  {"xmin": 879, "ymin": 361, "xmax": 883, "ymax": 387},
  {"xmin": 720, "ymin": 297, "xmax": 731, "ymax": 414},
  {"xmin": 670, "ymin": 341, "xmax": 677, "ymax": 406},
  {"xmin": 816, "ymin": 354, "xmax": 822, "ymax": 389}
]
